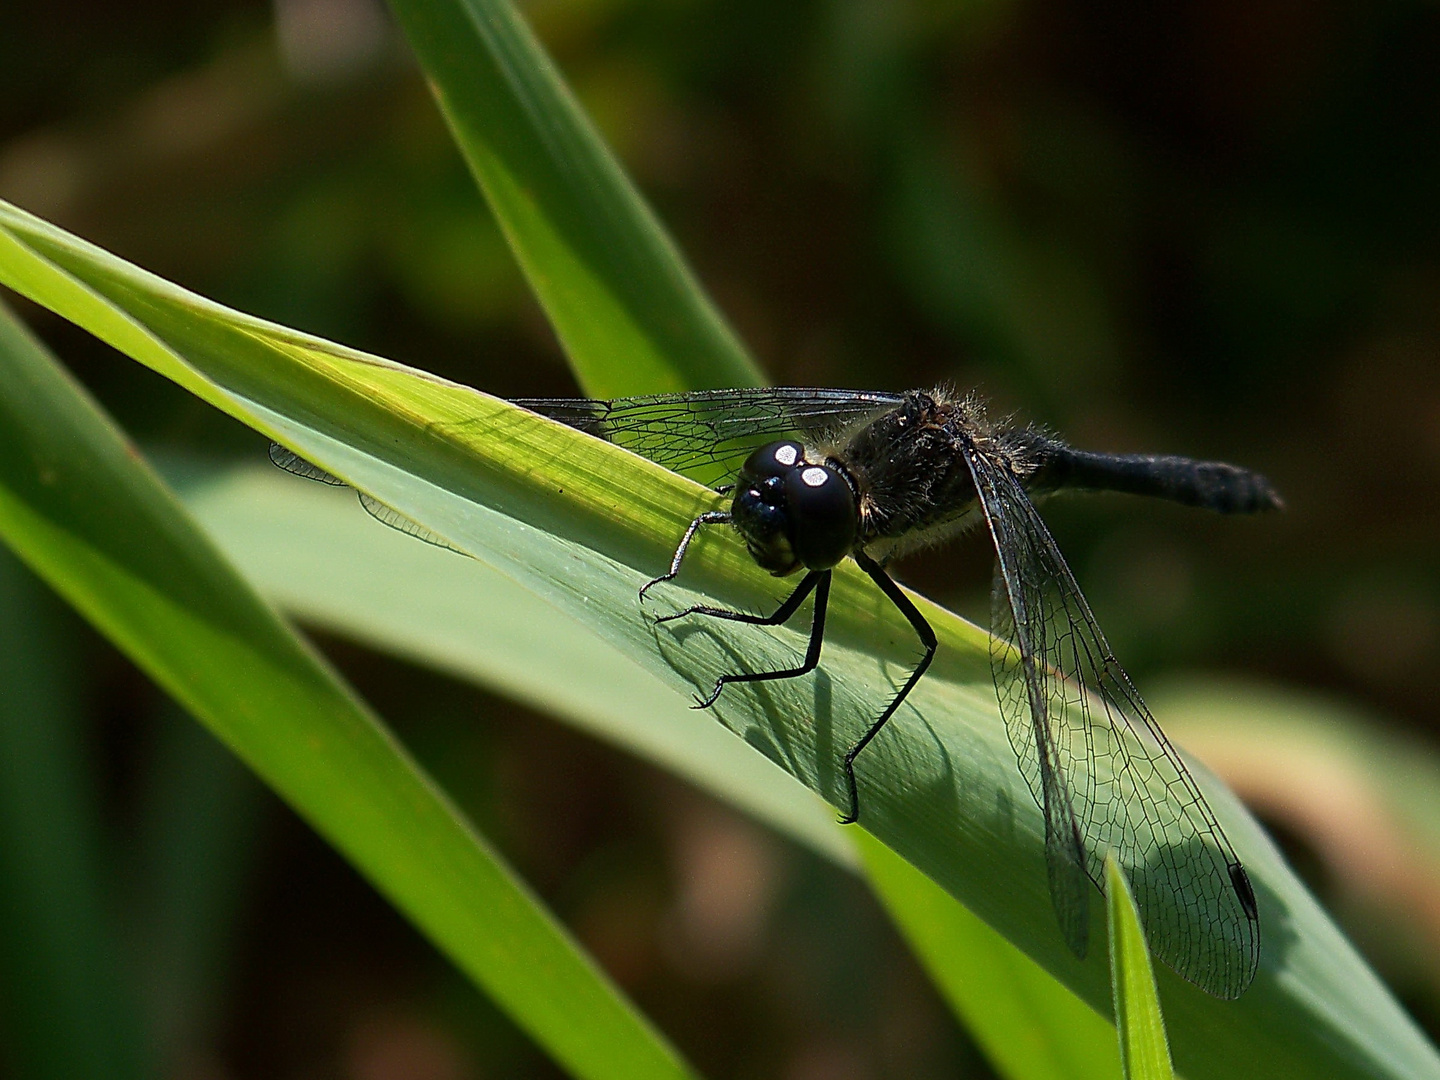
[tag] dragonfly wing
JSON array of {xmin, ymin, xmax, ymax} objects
[
  {"xmin": 355, "ymin": 493, "xmax": 468, "ymax": 555},
  {"xmin": 987, "ymin": 530, "xmax": 1091, "ymax": 960},
  {"xmin": 513, "ymin": 388, "xmax": 906, "ymax": 487},
  {"xmin": 269, "ymin": 443, "xmax": 466, "ymax": 555},
  {"xmin": 269, "ymin": 443, "xmax": 346, "ymax": 486},
  {"xmin": 963, "ymin": 436, "xmax": 1260, "ymax": 999}
]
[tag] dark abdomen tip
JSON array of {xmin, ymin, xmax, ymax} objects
[{"xmin": 1187, "ymin": 461, "xmax": 1284, "ymax": 514}]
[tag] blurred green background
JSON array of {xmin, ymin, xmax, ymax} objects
[{"xmin": 2, "ymin": 0, "xmax": 1439, "ymax": 1076}]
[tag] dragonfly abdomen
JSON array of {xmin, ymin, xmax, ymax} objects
[{"xmin": 1034, "ymin": 445, "xmax": 1282, "ymax": 514}]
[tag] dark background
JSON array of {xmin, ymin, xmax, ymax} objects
[{"xmin": 1, "ymin": 0, "xmax": 1438, "ymax": 1076}]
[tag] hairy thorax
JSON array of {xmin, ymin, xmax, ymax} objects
[{"xmin": 820, "ymin": 391, "xmax": 988, "ymax": 563}]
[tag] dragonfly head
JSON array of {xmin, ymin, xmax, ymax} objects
[{"xmin": 732, "ymin": 441, "xmax": 857, "ymax": 575}]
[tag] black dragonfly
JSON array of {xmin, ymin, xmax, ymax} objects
[{"xmin": 272, "ymin": 386, "xmax": 1276, "ymax": 999}]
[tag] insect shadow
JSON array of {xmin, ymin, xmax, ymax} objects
[{"xmin": 650, "ymin": 585, "xmax": 841, "ymax": 797}]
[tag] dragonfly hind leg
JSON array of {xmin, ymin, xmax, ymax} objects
[{"xmin": 658, "ymin": 571, "xmax": 830, "ymax": 709}]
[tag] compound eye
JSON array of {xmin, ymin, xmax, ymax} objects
[
  {"xmin": 741, "ymin": 441, "xmax": 805, "ymax": 482},
  {"xmin": 784, "ymin": 464, "xmax": 857, "ymax": 570}
]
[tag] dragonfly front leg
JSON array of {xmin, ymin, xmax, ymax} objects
[
  {"xmin": 640, "ymin": 510, "xmax": 732, "ymax": 601},
  {"xmin": 657, "ymin": 571, "xmax": 830, "ymax": 709}
]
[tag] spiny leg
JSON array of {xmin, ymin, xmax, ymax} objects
[
  {"xmin": 640, "ymin": 510, "xmax": 731, "ymax": 602},
  {"xmin": 839, "ymin": 552, "xmax": 938, "ymax": 825},
  {"xmin": 660, "ymin": 571, "xmax": 830, "ymax": 709},
  {"xmin": 656, "ymin": 568, "xmax": 822, "ymax": 629}
]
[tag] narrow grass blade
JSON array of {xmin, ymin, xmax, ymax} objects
[
  {"xmin": 857, "ymin": 831, "xmax": 1120, "ymax": 1080},
  {"xmin": 0, "ymin": 300, "xmax": 696, "ymax": 1080},
  {"xmin": 1108, "ymin": 854, "xmax": 1175, "ymax": 1080},
  {"xmin": 384, "ymin": 0, "xmax": 762, "ymax": 397}
]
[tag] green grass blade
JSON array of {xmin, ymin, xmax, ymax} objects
[
  {"xmin": 1107, "ymin": 855, "xmax": 1176, "ymax": 1080},
  {"xmin": 0, "ymin": 550, "xmax": 146, "ymax": 1080},
  {"xmin": 0, "ymin": 299, "xmax": 696, "ymax": 1080},
  {"xmin": 857, "ymin": 831, "xmax": 1120, "ymax": 1080},
  {"xmin": 1, "ymin": 199, "xmax": 1437, "ymax": 1080},
  {"xmin": 383, "ymin": 0, "xmax": 763, "ymax": 397}
]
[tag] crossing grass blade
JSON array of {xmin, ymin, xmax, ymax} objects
[{"xmin": 1108, "ymin": 854, "xmax": 1177, "ymax": 1080}]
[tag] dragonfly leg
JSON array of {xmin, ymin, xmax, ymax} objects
[
  {"xmin": 839, "ymin": 552, "xmax": 937, "ymax": 825},
  {"xmin": 665, "ymin": 571, "xmax": 830, "ymax": 708},
  {"xmin": 640, "ymin": 510, "xmax": 732, "ymax": 602}
]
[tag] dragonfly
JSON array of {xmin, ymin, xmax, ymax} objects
[{"xmin": 271, "ymin": 386, "xmax": 1275, "ymax": 998}]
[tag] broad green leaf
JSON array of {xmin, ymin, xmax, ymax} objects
[
  {"xmin": 1108, "ymin": 855, "xmax": 1176, "ymax": 1080},
  {"xmin": 1, "ymin": 200, "xmax": 1437, "ymax": 1079},
  {"xmin": 178, "ymin": 462, "xmax": 853, "ymax": 869},
  {"xmin": 857, "ymin": 831, "xmax": 1119, "ymax": 1080},
  {"xmin": 384, "ymin": 0, "xmax": 763, "ymax": 397},
  {"xmin": 0, "ymin": 299, "xmax": 694, "ymax": 1080}
]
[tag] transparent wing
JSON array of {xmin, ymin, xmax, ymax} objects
[
  {"xmin": 512, "ymin": 388, "xmax": 906, "ymax": 487},
  {"xmin": 270, "ymin": 443, "xmax": 347, "ymax": 486},
  {"xmin": 268, "ymin": 442, "xmax": 468, "ymax": 555},
  {"xmin": 962, "ymin": 437, "xmax": 1260, "ymax": 999},
  {"xmin": 267, "ymin": 387, "xmax": 900, "ymax": 551}
]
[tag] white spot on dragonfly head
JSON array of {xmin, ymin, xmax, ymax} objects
[
  {"xmin": 774, "ymin": 443, "xmax": 800, "ymax": 467},
  {"xmin": 801, "ymin": 467, "xmax": 828, "ymax": 487}
]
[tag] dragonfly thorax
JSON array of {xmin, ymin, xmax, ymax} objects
[{"xmin": 731, "ymin": 441, "xmax": 857, "ymax": 575}]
